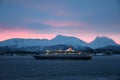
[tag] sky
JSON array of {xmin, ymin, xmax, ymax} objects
[{"xmin": 0, "ymin": 0, "xmax": 120, "ymax": 43}]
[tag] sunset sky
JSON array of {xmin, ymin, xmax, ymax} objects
[{"xmin": 0, "ymin": 0, "xmax": 120, "ymax": 43}]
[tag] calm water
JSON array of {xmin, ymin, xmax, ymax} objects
[{"xmin": 0, "ymin": 55, "xmax": 120, "ymax": 80}]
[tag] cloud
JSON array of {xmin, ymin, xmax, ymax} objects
[
  {"xmin": 0, "ymin": 24, "xmax": 24, "ymax": 32},
  {"xmin": 0, "ymin": 24, "xmax": 11, "ymax": 33},
  {"xmin": 0, "ymin": 24, "xmax": 119, "ymax": 44},
  {"xmin": 41, "ymin": 20, "xmax": 86, "ymax": 27},
  {"xmin": 27, "ymin": 19, "xmax": 87, "ymax": 28},
  {"xmin": 0, "ymin": 27, "xmax": 55, "ymax": 41}
]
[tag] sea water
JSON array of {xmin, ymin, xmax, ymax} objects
[{"xmin": 0, "ymin": 55, "xmax": 120, "ymax": 80}]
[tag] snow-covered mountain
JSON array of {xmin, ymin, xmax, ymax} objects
[
  {"xmin": 49, "ymin": 35, "xmax": 87, "ymax": 47},
  {"xmin": 0, "ymin": 35, "xmax": 87, "ymax": 48},
  {"xmin": 88, "ymin": 36, "xmax": 117, "ymax": 49},
  {"xmin": 0, "ymin": 38, "xmax": 49, "ymax": 47},
  {"xmin": 0, "ymin": 35, "xmax": 118, "ymax": 49}
]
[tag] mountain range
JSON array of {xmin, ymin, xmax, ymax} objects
[{"xmin": 0, "ymin": 35, "xmax": 119, "ymax": 50}]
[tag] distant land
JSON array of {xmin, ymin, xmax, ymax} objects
[
  {"xmin": 0, "ymin": 35, "xmax": 120, "ymax": 55},
  {"xmin": 0, "ymin": 34, "xmax": 119, "ymax": 48},
  {"xmin": 0, "ymin": 35, "xmax": 119, "ymax": 49}
]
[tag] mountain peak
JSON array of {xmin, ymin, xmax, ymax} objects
[
  {"xmin": 55, "ymin": 34, "xmax": 75, "ymax": 38},
  {"xmin": 55, "ymin": 35, "xmax": 65, "ymax": 39},
  {"xmin": 56, "ymin": 34, "xmax": 64, "ymax": 37},
  {"xmin": 51, "ymin": 35, "xmax": 87, "ymax": 47},
  {"xmin": 96, "ymin": 36, "xmax": 111, "ymax": 39},
  {"xmin": 89, "ymin": 36, "xmax": 117, "ymax": 49},
  {"xmin": 54, "ymin": 35, "xmax": 80, "ymax": 40}
]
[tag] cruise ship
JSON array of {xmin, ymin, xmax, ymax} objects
[{"xmin": 33, "ymin": 48, "xmax": 92, "ymax": 60}]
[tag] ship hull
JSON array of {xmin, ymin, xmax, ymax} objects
[{"xmin": 33, "ymin": 55, "xmax": 92, "ymax": 60}]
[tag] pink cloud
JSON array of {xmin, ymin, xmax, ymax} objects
[
  {"xmin": 0, "ymin": 24, "xmax": 55, "ymax": 41},
  {"xmin": 0, "ymin": 24, "xmax": 119, "ymax": 44},
  {"xmin": 0, "ymin": 28, "xmax": 120, "ymax": 44},
  {"xmin": 26, "ymin": 19, "xmax": 87, "ymax": 28},
  {"xmin": 0, "ymin": 28, "xmax": 55, "ymax": 41},
  {"xmin": 41, "ymin": 20, "xmax": 85, "ymax": 27},
  {"xmin": 0, "ymin": 24, "xmax": 7, "ymax": 30}
]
